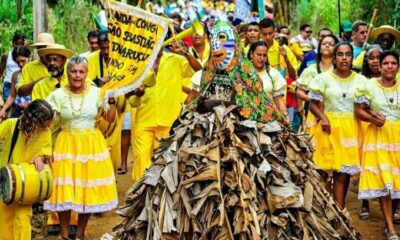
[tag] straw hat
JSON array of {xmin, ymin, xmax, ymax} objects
[
  {"xmin": 37, "ymin": 44, "xmax": 73, "ymax": 59},
  {"xmin": 30, "ymin": 33, "xmax": 55, "ymax": 47},
  {"xmin": 371, "ymin": 25, "xmax": 400, "ymax": 41}
]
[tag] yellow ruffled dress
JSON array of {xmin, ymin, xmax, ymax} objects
[
  {"xmin": 356, "ymin": 78, "xmax": 400, "ymax": 199},
  {"xmin": 44, "ymin": 86, "xmax": 118, "ymax": 213},
  {"xmin": 297, "ymin": 64, "xmax": 331, "ymax": 139},
  {"xmin": 308, "ymin": 70, "xmax": 367, "ymax": 174}
]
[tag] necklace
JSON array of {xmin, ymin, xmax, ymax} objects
[
  {"xmin": 67, "ymin": 87, "xmax": 86, "ymax": 117},
  {"xmin": 333, "ymin": 70, "xmax": 352, "ymax": 100},
  {"xmin": 379, "ymin": 79, "xmax": 399, "ymax": 110}
]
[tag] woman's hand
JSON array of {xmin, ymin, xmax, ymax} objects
[
  {"xmin": 320, "ymin": 115, "xmax": 331, "ymax": 134},
  {"xmin": 33, "ymin": 156, "xmax": 45, "ymax": 172},
  {"xmin": 369, "ymin": 111, "xmax": 386, "ymax": 127}
]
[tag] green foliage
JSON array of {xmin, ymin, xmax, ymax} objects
[
  {"xmin": 48, "ymin": 0, "xmax": 100, "ymax": 54},
  {"xmin": 0, "ymin": 0, "xmax": 33, "ymax": 55},
  {"xmin": 294, "ymin": 0, "xmax": 400, "ymax": 37}
]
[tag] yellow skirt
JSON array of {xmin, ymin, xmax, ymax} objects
[
  {"xmin": 44, "ymin": 129, "xmax": 118, "ymax": 213},
  {"xmin": 359, "ymin": 120, "xmax": 400, "ymax": 199},
  {"xmin": 312, "ymin": 112, "xmax": 360, "ymax": 175}
]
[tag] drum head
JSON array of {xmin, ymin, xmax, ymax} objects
[{"xmin": 0, "ymin": 166, "xmax": 13, "ymax": 204}]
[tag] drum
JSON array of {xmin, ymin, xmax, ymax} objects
[{"xmin": 0, "ymin": 163, "xmax": 53, "ymax": 205}]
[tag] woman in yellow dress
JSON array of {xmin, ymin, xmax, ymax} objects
[
  {"xmin": 43, "ymin": 56, "xmax": 118, "ymax": 240},
  {"xmin": 0, "ymin": 99, "xmax": 54, "ymax": 240},
  {"xmin": 247, "ymin": 40, "xmax": 289, "ymax": 124},
  {"xmin": 296, "ymin": 35, "xmax": 338, "ymax": 134},
  {"xmin": 357, "ymin": 44, "xmax": 383, "ymax": 220},
  {"xmin": 355, "ymin": 51, "xmax": 400, "ymax": 240},
  {"xmin": 308, "ymin": 42, "xmax": 367, "ymax": 209}
]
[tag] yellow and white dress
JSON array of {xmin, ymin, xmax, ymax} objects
[
  {"xmin": 44, "ymin": 85, "xmax": 118, "ymax": 213},
  {"xmin": 308, "ymin": 69, "xmax": 367, "ymax": 174},
  {"xmin": 297, "ymin": 64, "xmax": 331, "ymax": 136},
  {"xmin": 257, "ymin": 66, "xmax": 286, "ymax": 97},
  {"xmin": 356, "ymin": 78, "xmax": 400, "ymax": 199}
]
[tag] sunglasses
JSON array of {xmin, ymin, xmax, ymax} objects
[{"xmin": 305, "ymin": 31, "xmax": 313, "ymax": 34}]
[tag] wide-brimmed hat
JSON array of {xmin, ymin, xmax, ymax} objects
[
  {"xmin": 37, "ymin": 44, "xmax": 73, "ymax": 59},
  {"xmin": 30, "ymin": 33, "xmax": 55, "ymax": 47},
  {"xmin": 371, "ymin": 25, "xmax": 400, "ymax": 41}
]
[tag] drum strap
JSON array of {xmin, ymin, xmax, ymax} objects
[{"xmin": 8, "ymin": 119, "xmax": 20, "ymax": 164}]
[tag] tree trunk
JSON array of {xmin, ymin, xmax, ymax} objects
[
  {"xmin": 33, "ymin": 0, "xmax": 47, "ymax": 51},
  {"xmin": 16, "ymin": 0, "xmax": 23, "ymax": 19}
]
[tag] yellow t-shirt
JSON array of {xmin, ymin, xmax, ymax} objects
[
  {"xmin": 31, "ymin": 75, "xmax": 69, "ymax": 100},
  {"xmin": 16, "ymin": 59, "xmax": 49, "ymax": 91},
  {"xmin": 353, "ymin": 50, "xmax": 365, "ymax": 69},
  {"xmin": 289, "ymin": 42, "xmax": 304, "ymax": 60},
  {"xmin": 0, "ymin": 118, "xmax": 52, "ymax": 167},
  {"xmin": 135, "ymin": 52, "xmax": 195, "ymax": 128},
  {"xmin": 268, "ymin": 40, "xmax": 300, "ymax": 77},
  {"xmin": 87, "ymin": 50, "xmax": 108, "ymax": 81}
]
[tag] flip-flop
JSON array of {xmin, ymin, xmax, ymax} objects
[
  {"xmin": 117, "ymin": 168, "xmax": 127, "ymax": 175},
  {"xmin": 359, "ymin": 207, "xmax": 370, "ymax": 220}
]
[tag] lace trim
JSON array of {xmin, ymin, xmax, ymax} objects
[
  {"xmin": 359, "ymin": 184, "xmax": 400, "ymax": 199},
  {"xmin": 53, "ymin": 151, "xmax": 110, "ymax": 163},
  {"xmin": 44, "ymin": 199, "xmax": 118, "ymax": 213},
  {"xmin": 341, "ymin": 165, "xmax": 360, "ymax": 175},
  {"xmin": 341, "ymin": 139, "xmax": 359, "ymax": 148},
  {"xmin": 53, "ymin": 176, "xmax": 116, "ymax": 187},
  {"xmin": 273, "ymin": 89, "xmax": 285, "ymax": 97},
  {"xmin": 355, "ymin": 96, "xmax": 370, "ymax": 105},
  {"xmin": 362, "ymin": 165, "xmax": 400, "ymax": 176},
  {"xmin": 308, "ymin": 92, "xmax": 323, "ymax": 101},
  {"xmin": 363, "ymin": 143, "xmax": 400, "ymax": 152}
]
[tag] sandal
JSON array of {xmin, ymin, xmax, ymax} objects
[
  {"xmin": 117, "ymin": 168, "xmax": 127, "ymax": 175},
  {"xmin": 359, "ymin": 206, "xmax": 370, "ymax": 220},
  {"xmin": 387, "ymin": 229, "xmax": 399, "ymax": 240}
]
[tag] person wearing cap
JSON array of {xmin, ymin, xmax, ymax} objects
[
  {"xmin": 353, "ymin": 25, "xmax": 400, "ymax": 70},
  {"xmin": 340, "ymin": 20, "xmax": 353, "ymax": 42},
  {"xmin": 16, "ymin": 33, "xmax": 55, "ymax": 97},
  {"xmin": 0, "ymin": 32, "xmax": 26, "ymax": 102},
  {"xmin": 31, "ymin": 44, "xmax": 73, "ymax": 100}
]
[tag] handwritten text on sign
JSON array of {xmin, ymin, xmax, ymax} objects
[{"xmin": 101, "ymin": 1, "xmax": 168, "ymax": 99}]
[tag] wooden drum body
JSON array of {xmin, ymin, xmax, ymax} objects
[{"xmin": 0, "ymin": 163, "xmax": 53, "ymax": 205}]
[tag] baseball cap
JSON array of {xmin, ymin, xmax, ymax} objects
[{"xmin": 342, "ymin": 20, "xmax": 352, "ymax": 32}]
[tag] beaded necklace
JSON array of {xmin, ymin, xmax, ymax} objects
[
  {"xmin": 379, "ymin": 78, "xmax": 399, "ymax": 110},
  {"xmin": 67, "ymin": 87, "xmax": 86, "ymax": 117}
]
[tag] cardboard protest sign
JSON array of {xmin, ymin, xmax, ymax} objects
[{"xmin": 101, "ymin": 0, "xmax": 168, "ymax": 100}]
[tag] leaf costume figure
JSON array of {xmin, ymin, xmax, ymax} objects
[{"xmin": 111, "ymin": 21, "xmax": 360, "ymax": 240}]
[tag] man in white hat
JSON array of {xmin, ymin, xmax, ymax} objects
[
  {"xmin": 353, "ymin": 25, "xmax": 400, "ymax": 69},
  {"xmin": 16, "ymin": 32, "xmax": 55, "ymax": 97},
  {"xmin": 372, "ymin": 25, "xmax": 400, "ymax": 50},
  {"xmin": 31, "ymin": 44, "xmax": 73, "ymax": 100}
]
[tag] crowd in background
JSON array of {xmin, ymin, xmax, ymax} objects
[{"xmin": 1, "ymin": 0, "xmax": 400, "ymax": 239}]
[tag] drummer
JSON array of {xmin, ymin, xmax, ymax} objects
[{"xmin": 0, "ymin": 99, "xmax": 54, "ymax": 240}]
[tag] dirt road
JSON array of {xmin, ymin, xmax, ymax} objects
[{"xmin": 35, "ymin": 161, "xmax": 396, "ymax": 240}]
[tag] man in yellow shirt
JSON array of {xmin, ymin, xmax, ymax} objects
[
  {"xmin": 32, "ymin": 44, "xmax": 73, "ymax": 100},
  {"xmin": 130, "ymin": 42, "xmax": 201, "ymax": 182},
  {"xmin": 259, "ymin": 18, "xmax": 299, "ymax": 79},
  {"xmin": 16, "ymin": 33, "xmax": 55, "ymax": 96}
]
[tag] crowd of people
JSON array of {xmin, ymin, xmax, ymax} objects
[{"xmin": 0, "ymin": 0, "xmax": 400, "ymax": 239}]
